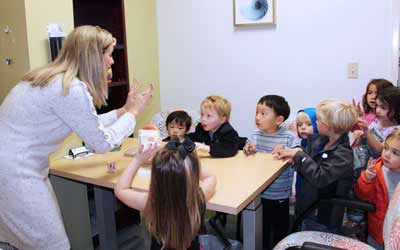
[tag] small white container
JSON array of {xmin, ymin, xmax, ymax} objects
[{"xmin": 138, "ymin": 129, "xmax": 161, "ymax": 150}]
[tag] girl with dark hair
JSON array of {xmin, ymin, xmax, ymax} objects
[{"xmin": 115, "ymin": 138, "xmax": 216, "ymax": 250}]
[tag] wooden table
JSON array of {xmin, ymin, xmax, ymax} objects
[{"xmin": 50, "ymin": 138, "xmax": 288, "ymax": 250}]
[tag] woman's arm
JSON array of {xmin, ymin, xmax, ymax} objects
[
  {"xmin": 52, "ymin": 81, "xmax": 153, "ymax": 153},
  {"xmin": 200, "ymin": 167, "xmax": 217, "ymax": 201},
  {"xmin": 114, "ymin": 144, "xmax": 159, "ymax": 211}
]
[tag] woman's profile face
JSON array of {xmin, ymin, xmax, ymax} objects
[{"xmin": 103, "ymin": 45, "xmax": 114, "ymax": 72}]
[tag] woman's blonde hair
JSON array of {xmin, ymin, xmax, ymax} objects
[
  {"xmin": 22, "ymin": 25, "xmax": 115, "ymax": 107},
  {"xmin": 143, "ymin": 147, "xmax": 203, "ymax": 250},
  {"xmin": 201, "ymin": 95, "xmax": 231, "ymax": 120},
  {"xmin": 317, "ymin": 99, "xmax": 358, "ymax": 134}
]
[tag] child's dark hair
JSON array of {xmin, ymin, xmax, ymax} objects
[
  {"xmin": 362, "ymin": 78, "xmax": 393, "ymax": 113},
  {"xmin": 143, "ymin": 137, "xmax": 203, "ymax": 250},
  {"xmin": 165, "ymin": 110, "xmax": 192, "ymax": 132},
  {"xmin": 377, "ymin": 86, "xmax": 400, "ymax": 124},
  {"xmin": 258, "ymin": 95, "xmax": 290, "ymax": 121}
]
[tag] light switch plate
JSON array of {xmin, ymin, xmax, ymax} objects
[{"xmin": 347, "ymin": 63, "xmax": 359, "ymax": 79}]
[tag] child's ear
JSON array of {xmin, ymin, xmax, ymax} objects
[
  {"xmin": 275, "ymin": 115, "xmax": 285, "ymax": 125},
  {"xmin": 221, "ymin": 115, "xmax": 228, "ymax": 123}
]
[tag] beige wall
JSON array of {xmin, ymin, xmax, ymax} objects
[
  {"xmin": 125, "ymin": 0, "xmax": 161, "ymax": 134},
  {"xmin": 0, "ymin": 0, "xmax": 74, "ymax": 103},
  {"xmin": 24, "ymin": 0, "xmax": 74, "ymax": 69},
  {"xmin": 0, "ymin": 0, "xmax": 30, "ymax": 102}
]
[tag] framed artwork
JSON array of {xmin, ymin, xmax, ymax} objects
[{"xmin": 233, "ymin": 0, "xmax": 275, "ymax": 26}]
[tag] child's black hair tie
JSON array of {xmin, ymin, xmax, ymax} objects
[{"xmin": 165, "ymin": 137, "xmax": 195, "ymax": 158}]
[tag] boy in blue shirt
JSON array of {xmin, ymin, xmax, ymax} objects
[{"xmin": 244, "ymin": 95, "xmax": 300, "ymax": 250}]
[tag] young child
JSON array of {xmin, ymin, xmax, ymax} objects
[
  {"xmin": 188, "ymin": 95, "xmax": 247, "ymax": 158},
  {"xmin": 358, "ymin": 86, "xmax": 400, "ymax": 157},
  {"xmin": 163, "ymin": 110, "xmax": 192, "ymax": 142},
  {"xmin": 292, "ymin": 108, "xmax": 319, "ymax": 202},
  {"xmin": 115, "ymin": 137, "xmax": 217, "ymax": 250},
  {"xmin": 243, "ymin": 95, "xmax": 300, "ymax": 249},
  {"xmin": 355, "ymin": 129, "xmax": 400, "ymax": 250},
  {"xmin": 275, "ymin": 99, "xmax": 358, "ymax": 232},
  {"xmin": 353, "ymin": 78, "xmax": 393, "ymax": 126}
]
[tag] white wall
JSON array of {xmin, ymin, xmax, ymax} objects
[{"xmin": 157, "ymin": 0, "xmax": 398, "ymax": 137}]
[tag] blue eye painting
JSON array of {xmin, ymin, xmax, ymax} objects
[
  {"xmin": 234, "ymin": 0, "xmax": 275, "ymax": 26},
  {"xmin": 240, "ymin": 0, "xmax": 268, "ymax": 21}
]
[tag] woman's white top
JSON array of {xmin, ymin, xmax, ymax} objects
[{"xmin": 0, "ymin": 76, "xmax": 135, "ymax": 250}]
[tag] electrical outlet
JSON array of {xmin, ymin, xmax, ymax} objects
[{"xmin": 347, "ymin": 63, "xmax": 358, "ymax": 79}]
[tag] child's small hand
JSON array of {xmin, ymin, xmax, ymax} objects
[
  {"xmin": 352, "ymin": 98, "xmax": 363, "ymax": 117},
  {"xmin": 357, "ymin": 118, "xmax": 369, "ymax": 133},
  {"xmin": 243, "ymin": 143, "xmax": 256, "ymax": 155},
  {"xmin": 353, "ymin": 130, "xmax": 364, "ymax": 140},
  {"xmin": 275, "ymin": 148, "xmax": 302, "ymax": 163},
  {"xmin": 365, "ymin": 157, "xmax": 377, "ymax": 181},
  {"xmin": 195, "ymin": 142, "xmax": 210, "ymax": 153},
  {"xmin": 135, "ymin": 143, "xmax": 160, "ymax": 165},
  {"xmin": 272, "ymin": 145, "xmax": 285, "ymax": 155}
]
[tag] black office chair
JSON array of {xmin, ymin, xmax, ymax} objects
[{"xmin": 0, "ymin": 242, "xmax": 19, "ymax": 250}]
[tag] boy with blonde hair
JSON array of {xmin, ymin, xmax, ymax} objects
[
  {"xmin": 188, "ymin": 95, "xmax": 247, "ymax": 158},
  {"xmin": 276, "ymin": 99, "xmax": 358, "ymax": 232}
]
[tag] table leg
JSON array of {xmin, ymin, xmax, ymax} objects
[
  {"xmin": 242, "ymin": 196, "xmax": 262, "ymax": 250},
  {"xmin": 50, "ymin": 175, "xmax": 94, "ymax": 250},
  {"xmin": 94, "ymin": 186, "xmax": 118, "ymax": 250}
]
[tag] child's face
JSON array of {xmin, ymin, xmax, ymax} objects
[
  {"xmin": 366, "ymin": 84, "xmax": 378, "ymax": 109},
  {"xmin": 255, "ymin": 104, "xmax": 282, "ymax": 133},
  {"xmin": 296, "ymin": 112, "xmax": 314, "ymax": 139},
  {"xmin": 375, "ymin": 98, "xmax": 391, "ymax": 122},
  {"xmin": 382, "ymin": 138, "xmax": 400, "ymax": 172},
  {"xmin": 167, "ymin": 120, "xmax": 187, "ymax": 141},
  {"xmin": 200, "ymin": 108, "xmax": 226, "ymax": 132}
]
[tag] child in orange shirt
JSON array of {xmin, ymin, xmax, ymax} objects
[{"xmin": 355, "ymin": 128, "xmax": 400, "ymax": 250}]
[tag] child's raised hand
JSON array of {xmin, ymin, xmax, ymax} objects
[
  {"xmin": 243, "ymin": 143, "xmax": 256, "ymax": 155},
  {"xmin": 365, "ymin": 157, "xmax": 377, "ymax": 181},
  {"xmin": 135, "ymin": 143, "xmax": 160, "ymax": 165},
  {"xmin": 352, "ymin": 98, "xmax": 363, "ymax": 117}
]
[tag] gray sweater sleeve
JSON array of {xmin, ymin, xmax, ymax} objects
[{"xmin": 52, "ymin": 81, "xmax": 136, "ymax": 153}]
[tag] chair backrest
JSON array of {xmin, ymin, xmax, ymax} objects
[
  {"xmin": 151, "ymin": 109, "xmax": 200, "ymax": 140},
  {"xmin": 383, "ymin": 182, "xmax": 400, "ymax": 249}
]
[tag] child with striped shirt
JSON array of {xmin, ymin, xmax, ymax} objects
[{"xmin": 244, "ymin": 95, "xmax": 300, "ymax": 250}]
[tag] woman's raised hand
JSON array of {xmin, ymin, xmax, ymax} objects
[{"xmin": 125, "ymin": 81, "xmax": 154, "ymax": 117}]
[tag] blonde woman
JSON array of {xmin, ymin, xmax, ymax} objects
[{"xmin": 0, "ymin": 25, "xmax": 153, "ymax": 250}]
